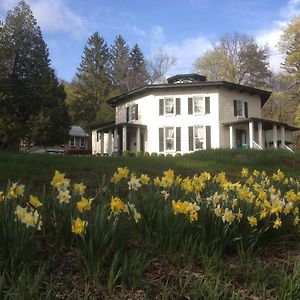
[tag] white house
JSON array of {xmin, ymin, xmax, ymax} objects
[{"xmin": 92, "ymin": 74, "xmax": 299, "ymax": 155}]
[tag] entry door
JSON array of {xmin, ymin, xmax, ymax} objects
[{"xmin": 236, "ymin": 129, "xmax": 246, "ymax": 148}]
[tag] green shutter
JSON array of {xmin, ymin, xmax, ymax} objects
[
  {"xmin": 176, "ymin": 127, "xmax": 181, "ymax": 151},
  {"xmin": 206, "ymin": 126, "xmax": 211, "ymax": 149},
  {"xmin": 244, "ymin": 102, "xmax": 248, "ymax": 118},
  {"xmin": 205, "ymin": 97, "xmax": 210, "ymax": 114},
  {"xmin": 176, "ymin": 98, "xmax": 181, "ymax": 115},
  {"xmin": 188, "ymin": 126, "xmax": 194, "ymax": 151},
  {"xmin": 126, "ymin": 107, "xmax": 129, "ymax": 122},
  {"xmin": 159, "ymin": 128, "xmax": 164, "ymax": 152},
  {"xmin": 233, "ymin": 100, "xmax": 237, "ymax": 117},
  {"xmin": 135, "ymin": 104, "xmax": 138, "ymax": 120},
  {"xmin": 188, "ymin": 97, "xmax": 193, "ymax": 115},
  {"xmin": 159, "ymin": 99, "xmax": 164, "ymax": 115}
]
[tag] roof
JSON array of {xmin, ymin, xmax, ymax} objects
[
  {"xmin": 91, "ymin": 122, "xmax": 146, "ymax": 133},
  {"xmin": 69, "ymin": 125, "xmax": 89, "ymax": 137},
  {"xmin": 107, "ymin": 81, "xmax": 271, "ymax": 108},
  {"xmin": 223, "ymin": 117, "xmax": 300, "ymax": 131}
]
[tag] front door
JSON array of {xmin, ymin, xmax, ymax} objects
[{"xmin": 236, "ymin": 129, "xmax": 246, "ymax": 148}]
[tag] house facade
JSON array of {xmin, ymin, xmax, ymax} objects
[{"xmin": 92, "ymin": 74, "xmax": 298, "ymax": 155}]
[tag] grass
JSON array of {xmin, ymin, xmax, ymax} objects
[
  {"xmin": 0, "ymin": 148, "xmax": 299, "ymax": 193},
  {"xmin": 0, "ymin": 148, "xmax": 300, "ymax": 298}
]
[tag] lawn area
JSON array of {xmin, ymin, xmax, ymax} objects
[
  {"xmin": 0, "ymin": 149, "xmax": 300, "ymax": 299},
  {"xmin": 0, "ymin": 148, "xmax": 299, "ymax": 193}
]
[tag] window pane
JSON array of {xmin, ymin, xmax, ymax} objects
[
  {"xmin": 130, "ymin": 106, "xmax": 136, "ymax": 120},
  {"xmin": 165, "ymin": 127, "xmax": 174, "ymax": 150},
  {"xmin": 165, "ymin": 98, "xmax": 174, "ymax": 114},
  {"xmin": 194, "ymin": 126, "xmax": 204, "ymax": 150},
  {"xmin": 194, "ymin": 96, "xmax": 203, "ymax": 114},
  {"xmin": 237, "ymin": 100, "xmax": 243, "ymax": 116}
]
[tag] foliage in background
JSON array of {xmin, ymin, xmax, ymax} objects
[{"xmin": 0, "ymin": 1, "xmax": 70, "ymax": 149}]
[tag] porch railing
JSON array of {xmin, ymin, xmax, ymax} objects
[
  {"xmin": 252, "ymin": 141, "xmax": 262, "ymax": 150},
  {"xmin": 285, "ymin": 145, "xmax": 295, "ymax": 153}
]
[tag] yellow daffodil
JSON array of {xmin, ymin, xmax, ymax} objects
[
  {"xmin": 77, "ymin": 197, "xmax": 93, "ymax": 213},
  {"xmin": 72, "ymin": 217, "xmax": 88, "ymax": 235},
  {"xmin": 57, "ymin": 189, "xmax": 71, "ymax": 204},
  {"xmin": 8, "ymin": 183, "xmax": 25, "ymax": 199},
  {"xmin": 110, "ymin": 196, "xmax": 125, "ymax": 214},
  {"xmin": 29, "ymin": 195, "xmax": 42, "ymax": 209},
  {"xmin": 214, "ymin": 204, "xmax": 222, "ymax": 217},
  {"xmin": 73, "ymin": 183, "xmax": 86, "ymax": 196},
  {"xmin": 128, "ymin": 175, "xmax": 141, "ymax": 191},
  {"xmin": 241, "ymin": 168, "xmax": 249, "ymax": 178},
  {"xmin": 51, "ymin": 171, "xmax": 70, "ymax": 190},
  {"xmin": 222, "ymin": 208, "xmax": 235, "ymax": 224},
  {"xmin": 140, "ymin": 174, "xmax": 150, "ymax": 185},
  {"xmin": 273, "ymin": 218, "xmax": 282, "ymax": 229},
  {"xmin": 247, "ymin": 216, "xmax": 257, "ymax": 227}
]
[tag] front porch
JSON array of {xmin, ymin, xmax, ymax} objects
[
  {"xmin": 92, "ymin": 122, "xmax": 147, "ymax": 156},
  {"xmin": 224, "ymin": 117, "xmax": 299, "ymax": 151}
]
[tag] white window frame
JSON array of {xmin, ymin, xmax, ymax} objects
[
  {"xmin": 127, "ymin": 104, "xmax": 138, "ymax": 122},
  {"xmin": 80, "ymin": 137, "xmax": 85, "ymax": 148},
  {"xmin": 69, "ymin": 137, "xmax": 75, "ymax": 147},
  {"xmin": 165, "ymin": 127, "xmax": 175, "ymax": 151},
  {"xmin": 194, "ymin": 125, "xmax": 205, "ymax": 150},
  {"xmin": 164, "ymin": 97, "xmax": 175, "ymax": 115},
  {"xmin": 193, "ymin": 96, "xmax": 204, "ymax": 115},
  {"xmin": 236, "ymin": 100, "xmax": 244, "ymax": 117}
]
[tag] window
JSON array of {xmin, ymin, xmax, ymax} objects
[
  {"xmin": 127, "ymin": 104, "xmax": 138, "ymax": 122},
  {"xmin": 188, "ymin": 96, "xmax": 210, "ymax": 115},
  {"xmin": 164, "ymin": 97, "xmax": 174, "ymax": 115},
  {"xmin": 194, "ymin": 96, "xmax": 204, "ymax": 114},
  {"xmin": 234, "ymin": 100, "xmax": 248, "ymax": 118},
  {"xmin": 165, "ymin": 127, "xmax": 174, "ymax": 151},
  {"xmin": 69, "ymin": 137, "xmax": 75, "ymax": 147},
  {"xmin": 80, "ymin": 138, "xmax": 85, "ymax": 148},
  {"xmin": 194, "ymin": 126, "xmax": 204, "ymax": 150}
]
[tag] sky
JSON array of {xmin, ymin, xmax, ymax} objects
[{"xmin": 0, "ymin": 0, "xmax": 300, "ymax": 82}]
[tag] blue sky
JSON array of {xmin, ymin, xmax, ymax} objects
[{"xmin": 1, "ymin": 0, "xmax": 300, "ymax": 82}]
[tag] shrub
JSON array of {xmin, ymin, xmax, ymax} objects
[
  {"xmin": 135, "ymin": 151, "xmax": 143, "ymax": 157},
  {"xmin": 151, "ymin": 152, "xmax": 158, "ymax": 157}
]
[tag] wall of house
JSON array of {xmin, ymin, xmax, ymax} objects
[
  {"xmin": 218, "ymin": 89, "xmax": 262, "ymax": 148},
  {"xmin": 115, "ymin": 87, "xmax": 220, "ymax": 154},
  {"xmin": 91, "ymin": 131, "xmax": 109, "ymax": 155}
]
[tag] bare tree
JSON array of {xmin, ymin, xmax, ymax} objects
[{"xmin": 148, "ymin": 51, "xmax": 177, "ymax": 84}]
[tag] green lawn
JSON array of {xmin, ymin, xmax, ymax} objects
[{"xmin": 0, "ymin": 149, "xmax": 299, "ymax": 193}]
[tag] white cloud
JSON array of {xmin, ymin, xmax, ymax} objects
[
  {"xmin": 161, "ymin": 35, "xmax": 212, "ymax": 75},
  {"xmin": 255, "ymin": 0, "xmax": 300, "ymax": 73},
  {"xmin": 0, "ymin": 0, "xmax": 87, "ymax": 40}
]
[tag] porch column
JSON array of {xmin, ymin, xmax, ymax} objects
[
  {"xmin": 280, "ymin": 126, "xmax": 285, "ymax": 149},
  {"xmin": 122, "ymin": 126, "xmax": 127, "ymax": 152},
  {"xmin": 273, "ymin": 125, "xmax": 278, "ymax": 149},
  {"xmin": 113, "ymin": 128, "xmax": 118, "ymax": 153},
  {"xmin": 258, "ymin": 122, "xmax": 263, "ymax": 149},
  {"xmin": 136, "ymin": 127, "xmax": 141, "ymax": 152},
  {"xmin": 108, "ymin": 130, "xmax": 113, "ymax": 156},
  {"xmin": 100, "ymin": 132, "xmax": 104, "ymax": 155},
  {"xmin": 249, "ymin": 121, "xmax": 254, "ymax": 148},
  {"xmin": 229, "ymin": 126, "xmax": 234, "ymax": 149}
]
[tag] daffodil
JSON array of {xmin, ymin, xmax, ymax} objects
[
  {"xmin": 73, "ymin": 183, "xmax": 86, "ymax": 196},
  {"xmin": 273, "ymin": 217, "xmax": 282, "ymax": 229},
  {"xmin": 72, "ymin": 217, "xmax": 88, "ymax": 235},
  {"xmin": 51, "ymin": 171, "xmax": 70, "ymax": 190},
  {"xmin": 29, "ymin": 195, "xmax": 42, "ymax": 209},
  {"xmin": 57, "ymin": 189, "xmax": 71, "ymax": 204},
  {"xmin": 77, "ymin": 197, "xmax": 93, "ymax": 213},
  {"xmin": 110, "ymin": 196, "xmax": 125, "ymax": 214},
  {"xmin": 140, "ymin": 174, "xmax": 150, "ymax": 185},
  {"xmin": 8, "ymin": 183, "xmax": 25, "ymax": 199},
  {"xmin": 222, "ymin": 208, "xmax": 235, "ymax": 224},
  {"xmin": 247, "ymin": 216, "xmax": 257, "ymax": 227},
  {"xmin": 128, "ymin": 175, "xmax": 141, "ymax": 191}
]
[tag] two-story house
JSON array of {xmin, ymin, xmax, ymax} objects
[{"xmin": 91, "ymin": 74, "xmax": 299, "ymax": 155}]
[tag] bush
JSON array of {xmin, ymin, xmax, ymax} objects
[
  {"xmin": 175, "ymin": 153, "xmax": 182, "ymax": 157},
  {"xmin": 151, "ymin": 152, "xmax": 158, "ymax": 157},
  {"xmin": 159, "ymin": 153, "xmax": 165, "ymax": 158},
  {"xmin": 122, "ymin": 150, "xmax": 131, "ymax": 157},
  {"xmin": 136, "ymin": 151, "xmax": 143, "ymax": 157},
  {"xmin": 143, "ymin": 152, "xmax": 150, "ymax": 157}
]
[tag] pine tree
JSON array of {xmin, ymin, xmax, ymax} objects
[
  {"xmin": 0, "ymin": 1, "xmax": 70, "ymax": 148},
  {"xmin": 128, "ymin": 44, "xmax": 149, "ymax": 90},
  {"xmin": 110, "ymin": 35, "xmax": 130, "ymax": 93},
  {"xmin": 69, "ymin": 32, "xmax": 114, "ymax": 128}
]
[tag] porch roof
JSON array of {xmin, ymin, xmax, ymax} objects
[
  {"xmin": 223, "ymin": 117, "xmax": 300, "ymax": 131},
  {"xmin": 93, "ymin": 122, "xmax": 147, "ymax": 133}
]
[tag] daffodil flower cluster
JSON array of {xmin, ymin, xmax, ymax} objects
[
  {"xmin": 51, "ymin": 170, "xmax": 71, "ymax": 204},
  {"xmin": 172, "ymin": 200, "xmax": 200, "ymax": 222}
]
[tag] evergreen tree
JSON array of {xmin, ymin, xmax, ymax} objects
[
  {"xmin": 69, "ymin": 32, "xmax": 114, "ymax": 128},
  {"xmin": 0, "ymin": 1, "xmax": 70, "ymax": 148},
  {"xmin": 110, "ymin": 35, "xmax": 130, "ymax": 93},
  {"xmin": 128, "ymin": 44, "xmax": 149, "ymax": 90}
]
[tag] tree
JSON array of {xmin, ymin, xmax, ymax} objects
[
  {"xmin": 0, "ymin": 1, "xmax": 70, "ymax": 149},
  {"xmin": 110, "ymin": 35, "xmax": 130, "ymax": 93},
  {"xmin": 69, "ymin": 32, "xmax": 114, "ymax": 128},
  {"xmin": 128, "ymin": 44, "xmax": 150, "ymax": 90},
  {"xmin": 148, "ymin": 51, "xmax": 177, "ymax": 83},
  {"xmin": 194, "ymin": 32, "xmax": 271, "ymax": 88},
  {"xmin": 278, "ymin": 15, "xmax": 300, "ymax": 79}
]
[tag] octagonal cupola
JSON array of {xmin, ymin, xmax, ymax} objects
[{"xmin": 167, "ymin": 73, "xmax": 207, "ymax": 84}]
